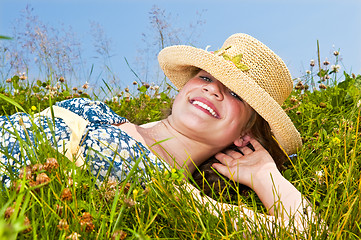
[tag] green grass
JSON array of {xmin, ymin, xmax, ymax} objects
[{"xmin": 1, "ymin": 71, "xmax": 361, "ymax": 239}]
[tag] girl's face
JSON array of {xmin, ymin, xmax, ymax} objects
[{"xmin": 169, "ymin": 70, "xmax": 254, "ymax": 148}]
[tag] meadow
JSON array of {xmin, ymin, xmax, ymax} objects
[{"xmin": 1, "ymin": 8, "xmax": 361, "ymax": 240}]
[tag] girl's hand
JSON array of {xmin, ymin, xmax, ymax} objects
[{"xmin": 212, "ymin": 137, "xmax": 279, "ymax": 189}]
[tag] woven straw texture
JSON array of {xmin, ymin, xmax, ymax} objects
[{"xmin": 158, "ymin": 33, "xmax": 302, "ymax": 154}]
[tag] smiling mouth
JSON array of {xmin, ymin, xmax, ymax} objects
[{"xmin": 190, "ymin": 100, "xmax": 220, "ymax": 118}]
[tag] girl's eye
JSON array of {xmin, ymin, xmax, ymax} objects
[
  {"xmin": 199, "ymin": 76, "xmax": 212, "ymax": 82},
  {"xmin": 230, "ymin": 91, "xmax": 243, "ymax": 102}
]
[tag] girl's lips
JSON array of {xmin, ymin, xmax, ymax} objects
[{"xmin": 189, "ymin": 97, "xmax": 220, "ymax": 118}]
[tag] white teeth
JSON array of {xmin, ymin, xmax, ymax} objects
[{"xmin": 192, "ymin": 100, "xmax": 217, "ymax": 117}]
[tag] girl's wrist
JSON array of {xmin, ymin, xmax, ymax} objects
[{"xmin": 252, "ymin": 163, "xmax": 281, "ymax": 191}]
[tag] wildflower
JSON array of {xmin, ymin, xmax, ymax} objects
[
  {"xmin": 143, "ymin": 187, "xmax": 150, "ymax": 195},
  {"xmin": 36, "ymin": 172, "xmax": 50, "ymax": 185},
  {"xmin": 290, "ymin": 97, "xmax": 298, "ymax": 103},
  {"xmin": 32, "ymin": 163, "xmax": 44, "ymax": 173},
  {"xmin": 295, "ymin": 81, "xmax": 304, "ymax": 90},
  {"xmin": 132, "ymin": 81, "xmax": 137, "ymax": 85},
  {"xmin": 44, "ymin": 158, "xmax": 59, "ymax": 171},
  {"xmin": 144, "ymin": 83, "xmax": 150, "ymax": 89},
  {"xmin": 6, "ymin": 78, "xmax": 11, "ymax": 83},
  {"xmin": 19, "ymin": 166, "xmax": 33, "ymax": 180},
  {"xmin": 5, "ymin": 206, "xmax": 15, "ymax": 219},
  {"xmin": 331, "ymin": 64, "xmax": 341, "ymax": 73},
  {"xmin": 61, "ymin": 188, "xmax": 73, "ymax": 201},
  {"xmin": 72, "ymin": 87, "xmax": 78, "ymax": 91},
  {"xmin": 19, "ymin": 75, "xmax": 27, "ymax": 80},
  {"xmin": 57, "ymin": 219, "xmax": 69, "ymax": 230},
  {"xmin": 323, "ymin": 59, "xmax": 330, "ymax": 66},
  {"xmin": 31, "ymin": 106, "xmax": 37, "ymax": 111},
  {"xmin": 112, "ymin": 230, "xmax": 127, "ymax": 240},
  {"xmin": 66, "ymin": 232, "xmax": 81, "ymax": 240},
  {"xmin": 23, "ymin": 216, "xmax": 32, "ymax": 233},
  {"xmin": 333, "ymin": 50, "xmax": 339, "ymax": 56},
  {"xmin": 55, "ymin": 204, "xmax": 63, "ymax": 215},
  {"xmin": 133, "ymin": 189, "xmax": 139, "ymax": 197},
  {"xmin": 124, "ymin": 87, "xmax": 129, "ymax": 93},
  {"xmin": 319, "ymin": 84, "xmax": 327, "ymax": 89},
  {"xmin": 80, "ymin": 212, "xmax": 94, "ymax": 232},
  {"xmin": 122, "ymin": 182, "xmax": 131, "ymax": 194},
  {"xmin": 331, "ymin": 137, "xmax": 341, "ymax": 146},
  {"xmin": 59, "ymin": 77, "xmax": 65, "ymax": 83},
  {"xmin": 77, "ymin": 90, "xmax": 83, "ymax": 94},
  {"xmin": 310, "ymin": 59, "xmax": 315, "ymax": 67},
  {"xmin": 357, "ymin": 100, "xmax": 361, "ymax": 108},
  {"xmin": 319, "ymin": 102, "xmax": 327, "ymax": 108},
  {"xmin": 124, "ymin": 198, "xmax": 135, "ymax": 207},
  {"xmin": 82, "ymin": 81, "xmax": 89, "ymax": 89},
  {"xmin": 112, "ymin": 96, "xmax": 118, "ymax": 102},
  {"xmin": 306, "ymin": 70, "xmax": 311, "ymax": 74}
]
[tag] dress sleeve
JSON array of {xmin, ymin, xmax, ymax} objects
[{"xmin": 55, "ymin": 98, "xmax": 128, "ymax": 125}]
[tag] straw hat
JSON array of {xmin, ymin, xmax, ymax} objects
[{"xmin": 158, "ymin": 33, "xmax": 302, "ymax": 154}]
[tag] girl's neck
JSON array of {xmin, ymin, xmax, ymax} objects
[{"xmin": 137, "ymin": 119, "xmax": 220, "ymax": 174}]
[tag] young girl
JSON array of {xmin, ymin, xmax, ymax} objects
[{"xmin": 0, "ymin": 33, "xmax": 310, "ymax": 231}]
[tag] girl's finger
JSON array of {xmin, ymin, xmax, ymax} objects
[
  {"xmin": 239, "ymin": 146, "xmax": 253, "ymax": 155},
  {"xmin": 215, "ymin": 152, "xmax": 234, "ymax": 166},
  {"xmin": 248, "ymin": 138, "xmax": 264, "ymax": 151},
  {"xmin": 223, "ymin": 149, "xmax": 243, "ymax": 159}
]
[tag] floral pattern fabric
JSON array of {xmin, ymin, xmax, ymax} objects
[{"xmin": 0, "ymin": 98, "xmax": 166, "ymax": 187}]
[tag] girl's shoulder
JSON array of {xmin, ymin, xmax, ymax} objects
[{"xmin": 55, "ymin": 98, "xmax": 128, "ymax": 125}]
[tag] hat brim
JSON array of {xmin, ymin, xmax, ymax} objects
[{"xmin": 158, "ymin": 45, "xmax": 302, "ymax": 154}]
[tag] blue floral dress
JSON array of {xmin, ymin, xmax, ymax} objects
[{"xmin": 0, "ymin": 98, "xmax": 166, "ymax": 187}]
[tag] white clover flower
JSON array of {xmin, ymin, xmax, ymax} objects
[
  {"xmin": 331, "ymin": 64, "xmax": 341, "ymax": 72},
  {"xmin": 315, "ymin": 170, "xmax": 324, "ymax": 178},
  {"xmin": 357, "ymin": 100, "xmax": 361, "ymax": 109}
]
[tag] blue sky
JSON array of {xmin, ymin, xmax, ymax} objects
[{"xmin": 1, "ymin": 0, "xmax": 361, "ymax": 88}]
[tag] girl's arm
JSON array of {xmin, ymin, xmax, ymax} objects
[{"xmin": 211, "ymin": 137, "xmax": 314, "ymax": 227}]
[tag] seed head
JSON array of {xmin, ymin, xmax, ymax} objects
[
  {"xmin": 319, "ymin": 102, "xmax": 327, "ymax": 108},
  {"xmin": 61, "ymin": 188, "xmax": 73, "ymax": 201},
  {"xmin": 132, "ymin": 81, "xmax": 137, "ymax": 85},
  {"xmin": 57, "ymin": 219, "xmax": 69, "ymax": 231},
  {"xmin": 111, "ymin": 230, "xmax": 127, "ymax": 240},
  {"xmin": 6, "ymin": 78, "xmax": 11, "ymax": 83},
  {"xmin": 66, "ymin": 232, "xmax": 81, "ymax": 240},
  {"xmin": 36, "ymin": 172, "xmax": 50, "ymax": 185},
  {"xmin": 124, "ymin": 198, "xmax": 135, "ymax": 208},
  {"xmin": 44, "ymin": 158, "xmax": 59, "ymax": 171},
  {"xmin": 319, "ymin": 84, "xmax": 327, "ymax": 89},
  {"xmin": 23, "ymin": 216, "xmax": 32, "ymax": 233},
  {"xmin": 32, "ymin": 163, "xmax": 44, "ymax": 173},
  {"xmin": 310, "ymin": 59, "xmax": 315, "ymax": 67},
  {"xmin": 5, "ymin": 206, "xmax": 15, "ymax": 219},
  {"xmin": 19, "ymin": 166, "xmax": 33, "ymax": 180},
  {"xmin": 80, "ymin": 212, "xmax": 95, "ymax": 232},
  {"xmin": 333, "ymin": 51, "xmax": 339, "ymax": 56},
  {"xmin": 323, "ymin": 58, "xmax": 330, "ymax": 66},
  {"xmin": 59, "ymin": 77, "xmax": 65, "ymax": 83},
  {"xmin": 82, "ymin": 82, "xmax": 89, "ymax": 89}
]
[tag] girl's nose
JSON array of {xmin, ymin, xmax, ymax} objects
[{"xmin": 202, "ymin": 81, "xmax": 224, "ymax": 100}]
